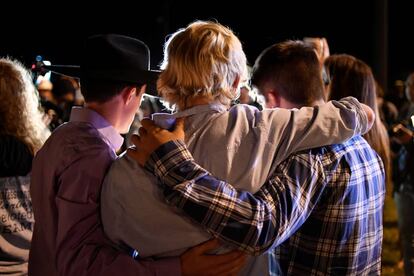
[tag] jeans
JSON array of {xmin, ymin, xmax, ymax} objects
[{"xmin": 395, "ymin": 185, "xmax": 414, "ymax": 276}]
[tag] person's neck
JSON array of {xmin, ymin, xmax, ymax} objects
[
  {"xmin": 180, "ymin": 95, "xmax": 215, "ymax": 110},
  {"xmin": 85, "ymin": 99, "xmax": 124, "ymax": 133}
]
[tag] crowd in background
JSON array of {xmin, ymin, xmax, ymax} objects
[{"xmin": 1, "ymin": 22, "xmax": 414, "ymax": 275}]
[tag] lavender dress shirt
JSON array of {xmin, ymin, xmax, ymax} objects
[{"xmin": 29, "ymin": 107, "xmax": 180, "ymax": 276}]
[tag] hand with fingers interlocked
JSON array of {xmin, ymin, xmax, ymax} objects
[{"xmin": 127, "ymin": 117, "xmax": 185, "ymax": 166}]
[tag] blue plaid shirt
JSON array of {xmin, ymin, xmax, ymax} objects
[{"xmin": 145, "ymin": 135, "xmax": 385, "ymax": 275}]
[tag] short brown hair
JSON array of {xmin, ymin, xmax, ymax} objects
[
  {"xmin": 252, "ymin": 40, "xmax": 325, "ymax": 106},
  {"xmin": 81, "ymin": 79, "xmax": 143, "ymax": 103}
]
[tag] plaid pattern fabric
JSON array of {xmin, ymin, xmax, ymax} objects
[{"xmin": 147, "ymin": 136, "xmax": 385, "ymax": 275}]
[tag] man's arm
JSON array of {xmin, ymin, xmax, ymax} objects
[
  {"xmin": 129, "ymin": 133, "xmax": 327, "ymax": 255},
  {"xmin": 260, "ymin": 97, "xmax": 373, "ymax": 166}
]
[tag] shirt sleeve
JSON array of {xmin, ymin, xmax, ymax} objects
[
  {"xmin": 145, "ymin": 140, "xmax": 327, "ymax": 256},
  {"xmin": 55, "ymin": 147, "xmax": 181, "ymax": 276},
  {"xmin": 260, "ymin": 96, "xmax": 368, "ymax": 166}
]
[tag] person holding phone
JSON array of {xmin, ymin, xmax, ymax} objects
[{"xmin": 391, "ymin": 72, "xmax": 414, "ymax": 275}]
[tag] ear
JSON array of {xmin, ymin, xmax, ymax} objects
[
  {"xmin": 264, "ymin": 89, "xmax": 280, "ymax": 108},
  {"xmin": 265, "ymin": 92, "xmax": 277, "ymax": 108},
  {"xmin": 232, "ymin": 75, "xmax": 241, "ymax": 89},
  {"xmin": 138, "ymin": 84, "xmax": 147, "ymax": 97},
  {"xmin": 122, "ymin": 86, "xmax": 137, "ymax": 105},
  {"xmin": 324, "ymin": 83, "xmax": 331, "ymax": 101}
]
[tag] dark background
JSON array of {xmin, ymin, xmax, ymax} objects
[{"xmin": 1, "ymin": 0, "xmax": 412, "ymax": 93}]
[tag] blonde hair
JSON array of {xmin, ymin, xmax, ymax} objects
[
  {"xmin": 0, "ymin": 58, "xmax": 50, "ymax": 153},
  {"xmin": 158, "ymin": 21, "xmax": 248, "ymax": 110}
]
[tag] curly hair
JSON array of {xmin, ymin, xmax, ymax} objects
[
  {"xmin": 157, "ymin": 21, "xmax": 248, "ymax": 110},
  {"xmin": 0, "ymin": 58, "xmax": 50, "ymax": 153}
]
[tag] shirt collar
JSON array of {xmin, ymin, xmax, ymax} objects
[
  {"xmin": 69, "ymin": 107, "xmax": 124, "ymax": 152},
  {"xmin": 173, "ymin": 102, "xmax": 228, "ymax": 118},
  {"xmin": 151, "ymin": 102, "xmax": 228, "ymax": 132}
]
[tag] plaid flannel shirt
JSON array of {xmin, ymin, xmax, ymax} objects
[{"xmin": 145, "ymin": 135, "xmax": 385, "ymax": 275}]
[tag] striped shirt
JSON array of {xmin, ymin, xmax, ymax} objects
[{"xmin": 145, "ymin": 136, "xmax": 385, "ymax": 275}]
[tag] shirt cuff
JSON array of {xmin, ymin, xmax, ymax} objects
[
  {"xmin": 144, "ymin": 140, "xmax": 207, "ymax": 188},
  {"xmin": 335, "ymin": 96, "xmax": 368, "ymax": 135}
]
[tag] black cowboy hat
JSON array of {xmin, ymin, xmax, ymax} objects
[
  {"xmin": 40, "ymin": 34, "xmax": 160, "ymax": 96},
  {"xmin": 82, "ymin": 34, "xmax": 160, "ymax": 96}
]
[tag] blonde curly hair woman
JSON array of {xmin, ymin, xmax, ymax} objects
[
  {"xmin": 0, "ymin": 58, "xmax": 50, "ymax": 154},
  {"xmin": 0, "ymin": 57, "xmax": 50, "ymax": 275}
]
